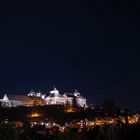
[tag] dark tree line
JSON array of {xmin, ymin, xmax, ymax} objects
[{"xmin": 0, "ymin": 122, "xmax": 140, "ymax": 140}]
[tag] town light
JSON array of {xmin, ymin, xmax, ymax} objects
[{"xmin": 31, "ymin": 113, "xmax": 40, "ymax": 118}]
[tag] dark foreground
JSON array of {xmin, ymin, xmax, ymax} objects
[{"xmin": 0, "ymin": 123, "xmax": 140, "ymax": 140}]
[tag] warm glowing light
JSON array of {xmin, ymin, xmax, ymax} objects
[
  {"xmin": 15, "ymin": 121, "xmax": 23, "ymax": 127},
  {"xmin": 65, "ymin": 107, "xmax": 76, "ymax": 113},
  {"xmin": 31, "ymin": 113, "xmax": 40, "ymax": 118},
  {"xmin": 59, "ymin": 126, "xmax": 65, "ymax": 133}
]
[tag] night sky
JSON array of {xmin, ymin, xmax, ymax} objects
[{"xmin": 0, "ymin": 0, "xmax": 140, "ymax": 109}]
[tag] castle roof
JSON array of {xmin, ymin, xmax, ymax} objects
[{"xmin": 3, "ymin": 94, "xmax": 33, "ymax": 102}]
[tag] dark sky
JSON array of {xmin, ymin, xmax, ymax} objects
[{"xmin": 0, "ymin": 0, "xmax": 140, "ymax": 109}]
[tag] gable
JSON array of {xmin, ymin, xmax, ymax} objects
[{"xmin": 3, "ymin": 94, "xmax": 9, "ymax": 101}]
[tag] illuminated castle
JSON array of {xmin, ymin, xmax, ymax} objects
[
  {"xmin": 0, "ymin": 88, "xmax": 87, "ymax": 108},
  {"xmin": 28, "ymin": 88, "xmax": 87, "ymax": 107}
]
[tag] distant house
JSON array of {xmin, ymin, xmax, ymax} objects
[{"xmin": 1, "ymin": 94, "xmax": 34, "ymax": 107}]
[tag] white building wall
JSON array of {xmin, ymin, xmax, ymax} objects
[{"xmin": 76, "ymin": 98, "xmax": 86, "ymax": 107}]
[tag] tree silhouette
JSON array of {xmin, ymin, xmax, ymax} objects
[
  {"xmin": 0, "ymin": 123, "xmax": 18, "ymax": 140},
  {"xmin": 72, "ymin": 96, "xmax": 78, "ymax": 108},
  {"xmin": 102, "ymin": 99, "xmax": 116, "ymax": 115}
]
